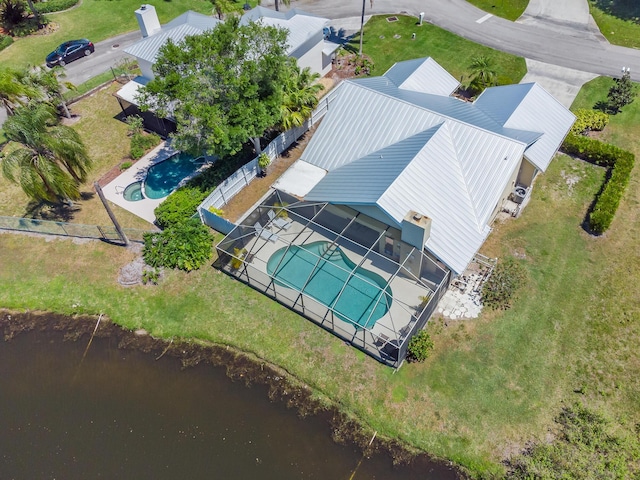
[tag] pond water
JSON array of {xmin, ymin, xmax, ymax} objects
[{"xmin": 0, "ymin": 325, "xmax": 459, "ymax": 479}]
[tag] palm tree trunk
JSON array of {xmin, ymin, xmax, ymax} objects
[
  {"xmin": 25, "ymin": 0, "xmax": 41, "ymax": 25},
  {"xmin": 274, "ymin": 0, "xmax": 279, "ymax": 11},
  {"xmin": 58, "ymin": 94, "xmax": 71, "ymax": 119}
]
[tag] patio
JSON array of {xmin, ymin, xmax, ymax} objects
[{"xmin": 216, "ymin": 190, "xmax": 450, "ymax": 367}]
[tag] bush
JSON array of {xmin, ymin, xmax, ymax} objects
[
  {"xmin": 258, "ymin": 152, "xmax": 270, "ymax": 169},
  {"xmin": 0, "ymin": 34, "xmax": 13, "ymax": 52},
  {"xmin": 506, "ymin": 403, "xmax": 640, "ymax": 479},
  {"xmin": 143, "ymin": 219, "xmax": 214, "ymax": 272},
  {"xmin": 562, "ymin": 133, "xmax": 635, "ymax": 233},
  {"xmin": 119, "ymin": 161, "xmax": 132, "ymax": 171},
  {"xmin": 481, "ymin": 257, "xmax": 526, "ymax": 310},
  {"xmin": 407, "ymin": 330, "xmax": 434, "ymax": 362},
  {"xmin": 10, "ymin": 15, "xmax": 47, "ymax": 36},
  {"xmin": 130, "ymin": 132, "xmax": 160, "ymax": 160},
  {"xmin": 126, "ymin": 114, "xmax": 144, "ymax": 136},
  {"xmin": 570, "ymin": 109, "xmax": 609, "ymax": 135},
  {"xmin": 34, "ymin": 0, "xmax": 78, "ymax": 13},
  {"xmin": 154, "ymin": 186, "xmax": 208, "ymax": 229},
  {"xmin": 0, "ymin": 0, "xmax": 26, "ymax": 29}
]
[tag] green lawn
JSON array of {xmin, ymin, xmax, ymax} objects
[
  {"xmin": 2, "ymin": 10, "xmax": 640, "ymax": 478},
  {"xmin": 589, "ymin": 0, "xmax": 640, "ymax": 49},
  {"xmin": 0, "ymin": 0, "xmax": 213, "ymax": 69},
  {"xmin": 353, "ymin": 15, "xmax": 527, "ymax": 85},
  {"xmin": 465, "ymin": 0, "xmax": 528, "ymax": 21}
]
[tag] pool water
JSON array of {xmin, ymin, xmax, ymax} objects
[
  {"xmin": 267, "ymin": 241, "xmax": 392, "ymax": 329},
  {"xmin": 143, "ymin": 152, "xmax": 204, "ymax": 199},
  {"xmin": 123, "ymin": 181, "xmax": 143, "ymax": 202}
]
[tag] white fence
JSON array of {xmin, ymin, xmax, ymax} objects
[{"xmin": 199, "ymin": 86, "xmax": 339, "ymax": 232}]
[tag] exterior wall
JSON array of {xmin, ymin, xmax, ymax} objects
[
  {"xmin": 291, "ymin": 32, "xmax": 325, "ymax": 76},
  {"xmin": 516, "ymin": 158, "xmax": 537, "ymax": 188},
  {"xmin": 138, "ymin": 59, "xmax": 155, "ymax": 81},
  {"xmin": 489, "ymin": 157, "xmax": 522, "ymax": 221}
]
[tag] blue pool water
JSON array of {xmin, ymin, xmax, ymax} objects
[
  {"xmin": 143, "ymin": 152, "xmax": 204, "ymax": 200},
  {"xmin": 123, "ymin": 181, "xmax": 143, "ymax": 202},
  {"xmin": 266, "ymin": 241, "xmax": 392, "ymax": 329}
]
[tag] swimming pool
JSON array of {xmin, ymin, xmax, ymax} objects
[
  {"xmin": 267, "ymin": 241, "xmax": 392, "ymax": 329},
  {"xmin": 143, "ymin": 152, "xmax": 205, "ymax": 200}
]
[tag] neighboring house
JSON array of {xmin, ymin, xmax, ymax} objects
[
  {"xmin": 274, "ymin": 57, "xmax": 576, "ymax": 275},
  {"xmin": 115, "ymin": 4, "xmax": 337, "ymax": 132},
  {"xmin": 240, "ymin": 6, "xmax": 339, "ymax": 77}
]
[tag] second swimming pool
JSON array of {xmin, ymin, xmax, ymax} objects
[
  {"xmin": 143, "ymin": 152, "xmax": 204, "ymax": 200},
  {"xmin": 267, "ymin": 241, "xmax": 392, "ymax": 329}
]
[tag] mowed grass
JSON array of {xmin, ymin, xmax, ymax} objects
[
  {"xmin": 353, "ymin": 15, "xmax": 527, "ymax": 84},
  {"xmin": 0, "ymin": 0, "xmax": 212, "ymax": 69},
  {"xmin": 589, "ymin": 0, "xmax": 640, "ymax": 49},
  {"xmin": 465, "ymin": 0, "xmax": 528, "ymax": 21},
  {"xmin": 2, "ymin": 76, "xmax": 640, "ymax": 477},
  {"xmin": 0, "ymin": 82, "xmax": 152, "ymax": 230}
]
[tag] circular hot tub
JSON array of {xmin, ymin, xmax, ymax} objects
[{"xmin": 123, "ymin": 182, "xmax": 144, "ymax": 202}]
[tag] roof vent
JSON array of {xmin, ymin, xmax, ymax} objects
[
  {"xmin": 413, "ymin": 213, "xmax": 423, "ymax": 221},
  {"xmin": 140, "ymin": 4, "xmax": 146, "ymax": 9}
]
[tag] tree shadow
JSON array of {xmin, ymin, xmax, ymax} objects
[
  {"xmin": 592, "ymin": 0, "xmax": 640, "ymax": 22},
  {"xmin": 23, "ymin": 192, "xmax": 94, "ymax": 222}
]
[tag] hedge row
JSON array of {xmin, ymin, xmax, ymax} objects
[
  {"xmin": 562, "ymin": 133, "xmax": 635, "ymax": 233},
  {"xmin": 0, "ymin": 34, "xmax": 13, "ymax": 52},
  {"xmin": 35, "ymin": 0, "xmax": 79, "ymax": 13}
]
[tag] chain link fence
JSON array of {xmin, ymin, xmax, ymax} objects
[{"xmin": 0, "ymin": 216, "xmax": 152, "ymax": 243}]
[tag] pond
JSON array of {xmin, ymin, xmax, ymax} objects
[{"xmin": 0, "ymin": 317, "xmax": 460, "ymax": 479}]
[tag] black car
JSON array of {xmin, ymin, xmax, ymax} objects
[{"xmin": 46, "ymin": 39, "xmax": 94, "ymax": 68}]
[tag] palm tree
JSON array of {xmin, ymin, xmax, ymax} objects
[
  {"xmin": 27, "ymin": 66, "xmax": 76, "ymax": 119},
  {"xmin": 274, "ymin": 0, "xmax": 289, "ymax": 12},
  {"xmin": 0, "ymin": 67, "xmax": 40, "ymax": 116},
  {"xmin": 209, "ymin": 0, "xmax": 240, "ymax": 19},
  {"xmin": 1, "ymin": 104, "xmax": 92, "ymax": 203},
  {"xmin": 280, "ymin": 63, "xmax": 324, "ymax": 131},
  {"xmin": 468, "ymin": 55, "xmax": 498, "ymax": 90}
]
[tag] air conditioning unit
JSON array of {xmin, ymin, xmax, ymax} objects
[{"xmin": 511, "ymin": 186, "xmax": 527, "ymax": 204}]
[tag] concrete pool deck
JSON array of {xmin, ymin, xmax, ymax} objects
[{"xmin": 103, "ymin": 142, "xmax": 183, "ymax": 224}]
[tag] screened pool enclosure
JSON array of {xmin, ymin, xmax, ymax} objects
[{"xmin": 215, "ymin": 190, "xmax": 450, "ymax": 367}]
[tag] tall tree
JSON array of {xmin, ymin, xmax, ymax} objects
[
  {"xmin": 468, "ymin": 55, "xmax": 498, "ymax": 90},
  {"xmin": 0, "ymin": 67, "xmax": 40, "ymax": 116},
  {"xmin": 209, "ymin": 0, "xmax": 241, "ymax": 19},
  {"xmin": 139, "ymin": 17, "xmax": 289, "ymax": 157},
  {"xmin": 607, "ymin": 68, "xmax": 635, "ymax": 113},
  {"xmin": 27, "ymin": 66, "xmax": 76, "ymax": 119},
  {"xmin": 280, "ymin": 62, "xmax": 323, "ymax": 131},
  {"xmin": 1, "ymin": 104, "xmax": 92, "ymax": 203},
  {"xmin": 274, "ymin": 0, "xmax": 289, "ymax": 12}
]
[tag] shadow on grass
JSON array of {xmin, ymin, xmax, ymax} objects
[
  {"xmin": 592, "ymin": 0, "xmax": 640, "ymax": 22},
  {"xmin": 23, "ymin": 191, "xmax": 94, "ymax": 222}
]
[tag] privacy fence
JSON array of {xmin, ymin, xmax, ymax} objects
[{"xmin": 199, "ymin": 87, "xmax": 340, "ymax": 233}]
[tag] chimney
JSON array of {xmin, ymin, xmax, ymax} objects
[
  {"xmin": 399, "ymin": 210, "xmax": 432, "ymax": 278},
  {"xmin": 135, "ymin": 4, "xmax": 161, "ymax": 38}
]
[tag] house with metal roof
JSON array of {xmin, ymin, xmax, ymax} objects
[
  {"xmin": 275, "ymin": 57, "xmax": 576, "ymax": 275},
  {"xmin": 240, "ymin": 6, "xmax": 339, "ymax": 77}
]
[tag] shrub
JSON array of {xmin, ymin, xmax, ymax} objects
[
  {"xmin": 0, "ymin": 34, "xmax": 13, "ymax": 52},
  {"xmin": 0, "ymin": 0, "xmax": 26, "ymax": 29},
  {"xmin": 143, "ymin": 219, "xmax": 214, "ymax": 271},
  {"xmin": 505, "ymin": 403, "xmax": 640, "ymax": 479},
  {"xmin": 258, "ymin": 152, "xmax": 270, "ymax": 169},
  {"xmin": 481, "ymin": 257, "xmax": 526, "ymax": 310},
  {"xmin": 125, "ymin": 114, "xmax": 144, "ymax": 136},
  {"xmin": 10, "ymin": 15, "xmax": 47, "ymax": 36},
  {"xmin": 208, "ymin": 205, "xmax": 224, "ymax": 216},
  {"xmin": 407, "ymin": 330, "xmax": 434, "ymax": 362},
  {"xmin": 141, "ymin": 268, "xmax": 160, "ymax": 285},
  {"xmin": 154, "ymin": 186, "xmax": 208, "ymax": 229},
  {"xmin": 119, "ymin": 161, "xmax": 132, "ymax": 171},
  {"xmin": 562, "ymin": 133, "xmax": 635, "ymax": 234},
  {"xmin": 570, "ymin": 109, "xmax": 609, "ymax": 135},
  {"xmin": 35, "ymin": 0, "xmax": 78, "ymax": 13},
  {"xmin": 607, "ymin": 69, "xmax": 635, "ymax": 114},
  {"xmin": 230, "ymin": 247, "xmax": 247, "ymax": 270},
  {"xmin": 130, "ymin": 132, "xmax": 160, "ymax": 160}
]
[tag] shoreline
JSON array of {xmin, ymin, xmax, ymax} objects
[{"xmin": 0, "ymin": 308, "xmax": 466, "ymax": 479}]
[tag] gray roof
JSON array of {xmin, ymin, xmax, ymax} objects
[
  {"xmin": 474, "ymin": 83, "xmax": 576, "ymax": 171},
  {"xmin": 302, "ymin": 79, "xmax": 528, "ymax": 273},
  {"xmin": 384, "ymin": 57, "xmax": 460, "ymax": 96},
  {"xmin": 124, "ymin": 11, "xmax": 220, "ymax": 64},
  {"xmin": 240, "ymin": 7, "xmax": 328, "ymax": 55}
]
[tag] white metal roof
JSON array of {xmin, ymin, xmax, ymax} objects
[
  {"xmin": 272, "ymin": 160, "xmax": 327, "ymax": 197},
  {"xmin": 240, "ymin": 7, "xmax": 328, "ymax": 55},
  {"xmin": 384, "ymin": 57, "xmax": 460, "ymax": 96},
  {"xmin": 115, "ymin": 76, "xmax": 149, "ymax": 104},
  {"xmin": 124, "ymin": 11, "xmax": 220, "ymax": 64},
  {"xmin": 474, "ymin": 83, "xmax": 575, "ymax": 171},
  {"xmin": 302, "ymin": 77, "xmax": 527, "ymax": 273}
]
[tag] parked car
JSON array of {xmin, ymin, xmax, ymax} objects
[{"xmin": 46, "ymin": 39, "xmax": 94, "ymax": 68}]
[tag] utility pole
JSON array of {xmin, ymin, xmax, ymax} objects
[
  {"xmin": 359, "ymin": 0, "xmax": 366, "ymax": 56},
  {"xmin": 94, "ymin": 182, "xmax": 130, "ymax": 246}
]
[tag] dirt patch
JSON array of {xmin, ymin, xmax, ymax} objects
[{"xmin": 0, "ymin": 309, "xmax": 466, "ymax": 478}]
